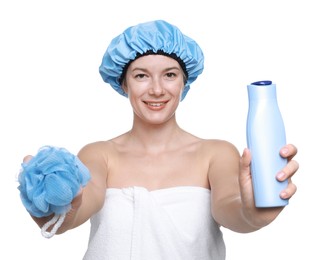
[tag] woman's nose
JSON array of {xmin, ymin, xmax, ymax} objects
[{"xmin": 149, "ymin": 78, "xmax": 165, "ymax": 96}]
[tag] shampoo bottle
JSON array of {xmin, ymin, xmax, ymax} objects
[{"xmin": 246, "ymin": 80, "xmax": 288, "ymax": 207}]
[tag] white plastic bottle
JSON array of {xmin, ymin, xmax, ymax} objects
[{"xmin": 246, "ymin": 80, "xmax": 288, "ymax": 207}]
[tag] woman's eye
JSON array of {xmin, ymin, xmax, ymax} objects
[
  {"xmin": 135, "ymin": 73, "xmax": 146, "ymax": 79},
  {"xmin": 166, "ymin": 72, "xmax": 176, "ymax": 78}
]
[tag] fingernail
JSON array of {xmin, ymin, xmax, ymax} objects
[
  {"xmin": 280, "ymin": 191, "xmax": 287, "ymax": 198},
  {"xmin": 282, "ymin": 148, "xmax": 289, "ymax": 155},
  {"xmin": 277, "ymin": 171, "xmax": 285, "ymax": 180}
]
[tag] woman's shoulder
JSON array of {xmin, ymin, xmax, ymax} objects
[
  {"xmin": 198, "ymin": 138, "xmax": 240, "ymax": 157},
  {"xmin": 77, "ymin": 134, "xmax": 126, "ymax": 159},
  {"xmin": 79, "ymin": 131, "xmax": 134, "ymax": 158},
  {"xmin": 180, "ymin": 131, "xmax": 239, "ymax": 155},
  {"xmin": 79, "ymin": 140, "xmax": 111, "ymax": 152}
]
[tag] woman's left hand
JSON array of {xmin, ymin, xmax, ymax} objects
[{"xmin": 238, "ymin": 144, "xmax": 299, "ymax": 229}]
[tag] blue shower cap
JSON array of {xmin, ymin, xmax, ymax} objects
[
  {"xmin": 18, "ymin": 146, "xmax": 91, "ymax": 218},
  {"xmin": 99, "ymin": 20, "xmax": 204, "ymax": 101}
]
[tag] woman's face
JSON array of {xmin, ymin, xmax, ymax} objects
[{"xmin": 123, "ymin": 55, "xmax": 185, "ymax": 124}]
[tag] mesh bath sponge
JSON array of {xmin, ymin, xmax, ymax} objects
[{"xmin": 18, "ymin": 146, "xmax": 90, "ymax": 237}]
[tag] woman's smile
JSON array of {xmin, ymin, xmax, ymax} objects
[{"xmin": 144, "ymin": 101, "xmax": 168, "ymax": 110}]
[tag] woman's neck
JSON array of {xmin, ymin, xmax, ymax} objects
[{"xmin": 127, "ymin": 116, "xmax": 185, "ymax": 153}]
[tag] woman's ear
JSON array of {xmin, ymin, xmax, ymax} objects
[{"xmin": 121, "ymin": 80, "xmax": 128, "ymax": 94}]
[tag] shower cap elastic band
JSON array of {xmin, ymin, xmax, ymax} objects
[{"xmin": 99, "ymin": 20, "xmax": 204, "ymax": 101}]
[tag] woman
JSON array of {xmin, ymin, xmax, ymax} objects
[{"xmin": 22, "ymin": 20, "xmax": 298, "ymax": 259}]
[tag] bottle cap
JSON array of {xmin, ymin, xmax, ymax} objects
[{"xmin": 251, "ymin": 80, "xmax": 272, "ymax": 86}]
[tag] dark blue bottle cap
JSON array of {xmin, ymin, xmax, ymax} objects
[{"xmin": 251, "ymin": 80, "xmax": 272, "ymax": 86}]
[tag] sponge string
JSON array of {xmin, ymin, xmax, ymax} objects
[{"xmin": 41, "ymin": 213, "xmax": 66, "ymax": 238}]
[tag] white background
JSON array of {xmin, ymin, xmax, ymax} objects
[{"xmin": 1, "ymin": 0, "xmax": 315, "ymax": 259}]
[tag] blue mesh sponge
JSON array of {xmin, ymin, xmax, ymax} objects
[
  {"xmin": 18, "ymin": 146, "xmax": 91, "ymax": 218},
  {"xmin": 99, "ymin": 20, "xmax": 204, "ymax": 101}
]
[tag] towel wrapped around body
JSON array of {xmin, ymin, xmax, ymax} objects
[{"xmin": 83, "ymin": 186, "xmax": 225, "ymax": 260}]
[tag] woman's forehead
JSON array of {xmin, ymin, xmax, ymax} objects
[{"xmin": 128, "ymin": 55, "xmax": 181, "ymax": 70}]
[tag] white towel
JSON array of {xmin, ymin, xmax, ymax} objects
[{"xmin": 83, "ymin": 186, "xmax": 225, "ymax": 260}]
